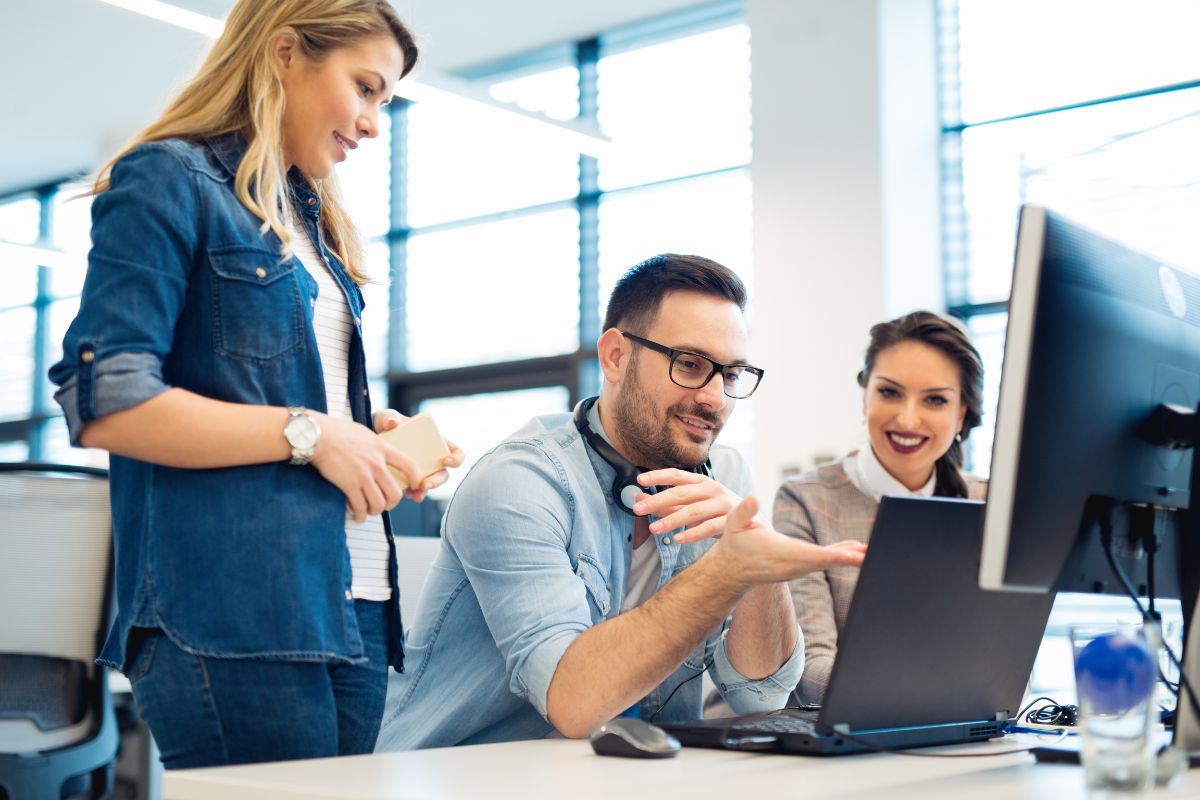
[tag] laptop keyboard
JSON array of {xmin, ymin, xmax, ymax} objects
[{"xmin": 729, "ymin": 713, "xmax": 819, "ymax": 735}]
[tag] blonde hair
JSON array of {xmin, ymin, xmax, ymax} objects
[{"xmin": 92, "ymin": 0, "xmax": 417, "ymax": 285}]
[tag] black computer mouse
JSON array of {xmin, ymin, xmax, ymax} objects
[{"xmin": 589, "ymin": 717, "xmax": 681, "ymax": 759}]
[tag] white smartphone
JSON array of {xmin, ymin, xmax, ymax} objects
[{"xmin": 377, "ymin": 413, "xmax": 451, "ymax": 489}]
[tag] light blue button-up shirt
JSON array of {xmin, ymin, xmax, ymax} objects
[{"xmin": 376, "ymin": 405, "xmax": 804, "ymax": 750}]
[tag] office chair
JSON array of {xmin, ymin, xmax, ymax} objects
[
  {"xmin": 395, "ymin": 535, "xmax": 442, "ymax": 627},
  {"xmin": 0, "ymin": 462, "xmax": 119, "ymax": 800}
]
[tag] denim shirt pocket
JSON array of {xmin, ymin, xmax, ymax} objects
[
  {"xmin": 209, "ymin": 245, "xmax": 305, "ymax": 363},
  {"xmin": 574, "ymin": 553, "xmax": 611, "ymax": 619}
]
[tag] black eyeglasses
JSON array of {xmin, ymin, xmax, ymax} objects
[{"xmin": 620, "ymin": 331, "xmax": 764, "ymax": 399}]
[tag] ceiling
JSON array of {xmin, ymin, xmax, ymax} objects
[{"xmin": 1, "ymin": 0, "xmax": 710, "ymax": 196}]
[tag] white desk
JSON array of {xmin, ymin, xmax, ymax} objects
[{"xmin": 163, "ymin": 736, "xmax": 1200, "ymax": 800}]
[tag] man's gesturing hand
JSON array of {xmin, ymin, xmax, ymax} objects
[{"xmin": 708, "ymin": 495, "xmax": 867, "ymax": 589}]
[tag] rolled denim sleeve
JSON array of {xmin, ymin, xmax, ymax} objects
[
  {"xmin": 47, "ymin": 143, "xmax": 198, "ymax": 445},
  {"xmin": 441, "ymin": 442, "xmax": 593, "ymax": 720},
  {"xmin": 712, "ymin": 623, "xmax": 805, "ymax": 714}
]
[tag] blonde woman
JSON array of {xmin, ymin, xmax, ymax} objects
[{"xmin": 48, "ymin": 0, "xmax": 462, "ymax": 767}]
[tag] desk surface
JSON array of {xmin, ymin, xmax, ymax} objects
[{"xmin": 163, "ymin": 736, "xmax": 1200, "ymax": 800}]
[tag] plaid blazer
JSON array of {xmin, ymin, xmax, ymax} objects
[{"xmin": 773, "ymin": 457, "xmax": 987, "ymax": 703}]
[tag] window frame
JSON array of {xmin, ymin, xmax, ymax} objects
[{"xmin": 384, "ymin": 2, "xmax": 747, "ymax": 419}]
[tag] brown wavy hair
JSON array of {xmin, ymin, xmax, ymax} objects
[
  {"xmin": 91, "ymin": 0, "xmax": 417, "ymax": 285},
  {"xmin": 856, "ymin": 310, "xmax": 984, "ymax": 498}
]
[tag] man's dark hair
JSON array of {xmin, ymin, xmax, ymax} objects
[{"xmin": 602, "ymin": 254, "xmax": 747, "ymax": 334}]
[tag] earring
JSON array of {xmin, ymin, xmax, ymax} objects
[{"xmin": 955, "ymin": 432, "xmax": 963, "ymax": 443}]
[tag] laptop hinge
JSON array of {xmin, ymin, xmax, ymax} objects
[
  {"xmin": 832, "ymin": 723, "xmax": 851, "ymax": 734},
  {"xmin": 995, "ymin": 711, "xmax": 1009, "ymax": 722}
]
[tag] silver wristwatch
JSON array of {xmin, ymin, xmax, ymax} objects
[{"xmin": 283, "ymin": 407, "xmax": 321, "ymax": 465}]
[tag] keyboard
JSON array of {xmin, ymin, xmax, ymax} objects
[{"xmin": 729, "ymin": 714, "xmax": 819, "ymax": 736}]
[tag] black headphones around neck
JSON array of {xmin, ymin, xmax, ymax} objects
[{"xmin": 573, "ymin": 396, "xmax": 712, "ymax": 515}]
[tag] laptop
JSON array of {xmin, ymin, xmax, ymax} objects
[{"xmin": 660, "ymin": 496, "xmax": 1055, "ymax": 755}]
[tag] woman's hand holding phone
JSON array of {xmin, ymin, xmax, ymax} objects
[{"xmin": 373, "ymin": 410, "xmax": 465, "ymax": 502}]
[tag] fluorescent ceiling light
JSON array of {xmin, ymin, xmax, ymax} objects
[
  {"xmin": 0, "ymin": 241, "xmax": 83, "ymax": 270},
  {"xmin": 394, "ymin": 75, "xmax": 611, "ymax": 158},
  {"xmin": 95, "ymin": 0, "xmax": 223, "ymax": 37},
  {"xmin": 92, "ymin": 0, "xmax": 610, "ymax": 157}
]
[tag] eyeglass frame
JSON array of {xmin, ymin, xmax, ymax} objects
[{"xmin": 619, "ymin": 331, "xmax": 765, "ymax": 399}]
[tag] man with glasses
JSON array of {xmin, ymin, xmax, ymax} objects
[{"xmin": 376, "ymin": 254, "xmax": 866, "ymax": 750}]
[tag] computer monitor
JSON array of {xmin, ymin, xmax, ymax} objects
[{"xmin": 978, "ymin": 204, "xmax": 1200, "ymax": 604}]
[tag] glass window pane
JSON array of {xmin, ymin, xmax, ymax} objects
[
  {"xmin": 2, "ymin": 263, "xmax": 38, "ymax": 309},
  {"xmin": 489, "ymin": 65, "xmax": 581, "ymax": 121},
  {"xmin": 340, "ymin": 112, "xmax": 391, "ymax": 239},
  {"xmin": 963, "ymin": 312, "xmax": 1006, "ymax": 477},
  {"xmin": 48, "ymin": 257, "xmax": 89, "ymax": 301},
  {"xmin": 0, "ymin": 196, "xmax": 40, "ymax": 245},
  {"xmin": 598, "ymin": 169, "xmax": 753, "ymax": 324},
  {"xmin": 597, "ymin": 24, "xmax": 751, "ymax": 190},
  {"xmin": 45, "ymin": 297, "xmax": 81, "ymax": 414},
  {"xmin": 51, "ymin": 183, "xmax": 94, "ymax": 256},
  {"xmin": 417, "ymin": 386, "xmax": 571, "ymax": 501},
  {"xmin": 368, "ymin": 376, "xmax": 389, "ymax": 420},
  {"xmin": 954, "ymin": 88, "xmax": 1200, "ymax": 305},
  {"xmin": 957, "ymin": 0, "xmax": 1200, "ymax": 123},
  {"xmin": 40, "ymin": 416, "xmax": 109, "ymax": 468},
  {"xmin": 0, "ymin": 307, "xmax": 36, "ymax": 420},
  {"xmin": 360, "ymin": 240, "xmax": 391, "ymax": 378},
  {"xmin": 0, "ymin": 439, "xmax": 30, "ymax": 462},
  {"xmin": 405, "ymin": 209, "xmax": 581, "ymax": 371},
  {"xmin": 49, "ymin": 183, "xmax": 93, "ymax": 299},
  {"xmin": 404, "ymin": 64, "xmax": 580, "ymax": 228}
]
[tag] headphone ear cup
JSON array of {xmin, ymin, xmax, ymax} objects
[{"xmin": 616, "ymin": 480, "xmax": 653, "ymax": 512}]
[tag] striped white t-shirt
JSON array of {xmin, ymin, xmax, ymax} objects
[{"xmin": 288, "ymin": 208, "xmax": 391, "ymax": 601}]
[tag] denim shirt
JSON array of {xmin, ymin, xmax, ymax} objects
[
  {"xmin": 47, "ymin": 133, "xmax": 405, "ymax": 673},
  {"xmin": 376, "ymin": 406, "xmax": 803, "ymax": 751}
]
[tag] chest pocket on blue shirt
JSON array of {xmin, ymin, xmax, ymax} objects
[
  {"xmin": 209, "ymin": 246, "xmax": 305, "ymax": 363},
  {"xmin": 574, "ymin": 554, "xmax": 611, "ymax": 619}
]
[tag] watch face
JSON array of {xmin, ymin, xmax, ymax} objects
[{"xmin": 286, "ymin": 415, "xmax": 320, "ymax": 449}]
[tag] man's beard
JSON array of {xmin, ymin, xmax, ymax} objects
[{"xmin": 612, "ymin": 362, "xmax": 724, "ymax": 469}]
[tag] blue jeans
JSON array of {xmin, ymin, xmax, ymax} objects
[{"xmin": 128, "ymin": 600, "xmax": 388, "ymax": 768}]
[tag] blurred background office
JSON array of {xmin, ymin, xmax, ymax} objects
[{"xmin": 3, "ymin": 0, "xmax": 1198, "ymax": 695}]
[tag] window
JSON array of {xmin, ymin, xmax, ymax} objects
[
  {"xmin": 389, "ymin": 5, "xmax": 754, "ymax": 534},
  {"xmin": 940, "ymin": 0, "xmax": 1200, "ymax": 473},
  {"xmin": 1, "ymin": 5, "xmax": 754, "ymax": 535},
  {"xmin": 0, "ymin": 184, "xmax": 106, "ymax": 466},
  {"xmin": 940, "ymin": 0, "xmax": 1200, "ymax": 696}
]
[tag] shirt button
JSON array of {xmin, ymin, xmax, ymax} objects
[
  {"xmin": 362, "ymin": 388, "xmax": 369, "ymax": 396},
  {"xmin": 307, "ymin": 197, "xmax": 317, "ymax": 206},
  {"xmin": 344, "ymin": 590, "xmax": 353, "ymax": 601},
  {"xmin": 80, "ymin": 350, "xmax": 95, "ymax": 363},
  {"xmin": 353, "ymin": 316, "xmax": 361, "ymax": 327},
  {"xmin": 255, "ymin": 267, "xmax": 267, "ymax": 279},
  {"xmin": 661, "ymin": 536, "xmax": 671, "ymax": 545}
]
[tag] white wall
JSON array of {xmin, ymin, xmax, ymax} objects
[{"xmin": 746, "ymin": 0, "xmax": 942, "ymax": 501}]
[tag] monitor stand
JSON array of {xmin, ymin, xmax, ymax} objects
[{"xmin": 1147, "ymin": 403, "xmax": 1200, "ymax": 754}]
